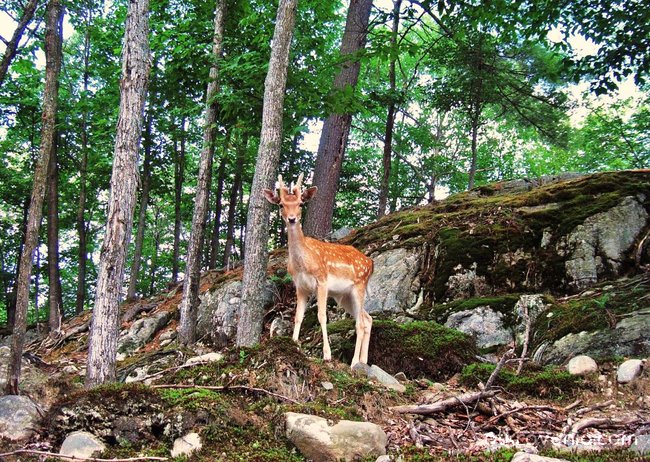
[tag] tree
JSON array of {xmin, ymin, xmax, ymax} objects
[
  {"xmin": 0, "ymin": 0, "xmax": 40, "ymax": 88},
  {"xmin": 236, "ymin": 0, "xmax": 298, "ymax": 347},
  {"xmin": 85, "ymin": 0, "xmax": 151, "ymax": 387},
  {"xmin": 303, "ymin": 0, "xmax": 373, "ymax": 238},
  {"xmin": 5, "ymin": 0, "xmax": 62, "ymax": 394},
  {"xmin": 178, "ymin": 0, "xmax": 227, "ymax": 346}
]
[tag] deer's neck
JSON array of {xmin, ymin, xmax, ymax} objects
[{"xmin": 286, "ymin": 223, "xmax": 308, "ymax": 271}]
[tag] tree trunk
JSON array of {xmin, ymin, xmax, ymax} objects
[
  {"xmin": 148, "ymin": 205, "xmax": 161, "ymax": 296},
  {"xmin": 0, "ymin": 0, "xmax": 40, "ymax": 89},
  {"xmin": 209, "ymin": 149, "xmax": 228, "ymax": 269},
  {"xmin": 178, "ymin": 0, "xmax": 227, "ymax": 346},
  {"xmin": 126, "ymin": 112, "xmax": 154, "ymax": 300},
  {"xmin": 236, "ymin": 0, "xmax": 297, "ymax": 347},
  {"xmin": 468, "ymin": 111, "xmax": 479, "ymax": 190},
  {"xmin": 303, "ymin": 0, "xmax": 373, "ymax": 238},
  {"xmin": 47, "ymin": 131, "xmax": 63, "ymax": 332},
  {"xmin": 224, "ymin": 134, "xmax": 247, "ymax": 269},
  {"xmin": 171, "ymin": 117, "xmax": 186, "ymax": 284},
  {"xmin": 6, "ymin": 0, "xmax": 63, "ymax": 395},
  {"xmin": 377, "ymin": 0, "xmax": 401, "ymax": 218},
  {"xmin": 85, "ymin": 0, "xmax": 150, "ymax": 388}
]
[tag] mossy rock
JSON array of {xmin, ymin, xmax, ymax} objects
[
  {"xmin": 460, "ymin": 362, "xmax": 584, "ymax": 399},
  {"xmin": 328, "ymin": 319, "xmax": 477, "ymax": 380},
  {"xmin": 424, "ymin": 294, "xmax": 524, "ymax": 326}
]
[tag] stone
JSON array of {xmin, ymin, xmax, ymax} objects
[
  {"xmin": 511, "ymin": 452, "xmax": 569, "ymax": 462},
  {"xmin": 0, "ymin": 395, "xmax": 40, "ymax": 441},
  {"xmin": 60, "ymin": 431, "xmax": 106, "ymax": 459},
  {"xmin": 562, "ymin": 196, "xmax": 648, "ymax": 289},
  {"xmin": 117, "ymin": 311, "xmax": 171, "ymax": 358},
  {"xmin": 285, "ymin": 412, "xmax": 387, "ymax": 461},
  {"xmin": 445, "ymin": 306, "xmax": 511, "ymax": 349},
  {"xmin": 351, "ymin": 362, "xmax": 371, "ymax": 377},
  {"xmin": 124, "ymin": 366, "xmax": 149, "ymax": 383},
  {"xmin": 376, "ymin": 456, "xmax": 391, "ymax": 462},
  {"xmin": 270, "ymin": 316, "xmax": 292, "ymax": 337},
  {"xmin": 330, "ymin": 227, "xmax": 353, "ymax": 240},
  {"xmin": 445, "ymin": 262, "xmax": 489, "ymax": 299},
  {"xmin": 171, "ymin": 432, "xmax": 202, "ymax": 457},
  {"xmin": 514, "ymin": 294, "xmax": 546, "ymax": 345},
  {"xmin": 365, "ymin": 248, "xmax": 421, "ymax": 314},
  {"xmin": 393, "ymin": 372, "xmax": 407, "ymax": 382},
  {"xmin": 631, "ymin": 434, "xmax": 650, "ymax": 456},
  {"xmin": 617, "ymin": 359, "xmax": 645, "ymax": 384},
  {"xmin": 566, "ymin": 355, "xmax": 598, "ymax": 375},
  {"xmin": 62, "ymin": 365, "xmax": 79, "ymax": 374},
  {"xmin": 368, "ymin": 365, "xmax": 406, "ymax": 393},
  {"xmin": 321, "ymin": 381, "xmax": 334, "ymax": 391},
  {"xmin": 184, "ymin": 352, "xmax": 224, "ymax": 366}
]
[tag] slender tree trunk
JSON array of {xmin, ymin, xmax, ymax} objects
[
  {"xmin": 468, "ymin": 111, "xmax": 479, "ymax": 190},
  {"xmin": 148, "ymin": 205, "xmax": 161, "ymax": 296},
  {"xmin": 85, "ymin": 0, "xmax": 150, "ymax": 388},
  {"xmin": 209, "ymin": 148, "xmax": 228, "ymax": 269},
  {"xmin": 6, "ymin": 0, "xmax": 62, "ymax": 395},
  {"xmin": 171, "ymin": 118, "xmax": 186, "ymax": 284},
  {"xmin": 224, "ymin": 135, "xmax": 247, "ymax": 269},
  {"xmin": 237, "ymin": 0, "xmax": 297, "ymax": 347},
  {"xmin": 303, "ymin": 0, "xmax": 373, "ymax": 238},
  {"xmin": 378, "ymin": 0, "xmax": 401, "ymax": 218},
  {"xmin": 0, "ymin": 0, "xmax": 40, "ymax": 89},
  {"xmin": 126, "ymin": 112, "xmax": 154, "ymax": 300},
  {"xmin": 178, "ymin": 0, "xmax": 227, "ymax": 345},
  {"xmin": 7, "ymin": 201, "xmax": 29, "ymax": 328},
  {"xmin": 47, "ymin": 131, "xmax": 63, "ymax": 332}
]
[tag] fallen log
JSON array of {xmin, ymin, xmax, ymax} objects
[{"xmin": 391, "ymin": 390, "xmax": 499, "ymax": 415}]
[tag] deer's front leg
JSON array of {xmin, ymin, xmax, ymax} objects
[
  {"xmin": 293, "ymin": 288, "xmax": 309, "ymax": 342},
  {"xmin": 317, "ymin": 283, "xmax": 331, "ymax": 361}
]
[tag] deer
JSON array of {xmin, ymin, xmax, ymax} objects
[{"xmin": 263, "ymin": 173, "xmax": 374, "ymax": 367}]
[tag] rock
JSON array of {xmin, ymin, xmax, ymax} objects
[
  {"xmin": 376, "ymin": 456, "xmax": 391, "ymax": 462},
  {"xmin": 562, "ymin": 196, "xmax": 648, "ymax": 289},
  {"xmin": 171, "ymin": 432, "xmax": 202, "ymax": 457},
  {"xmin": 393, "ymin": 372, "xmax": 407, "ymax": 382},
  {"xmin": 631, "ymin": 434, "xmax": 650, "ymax": 456},
  {"xmin": 62, "ymin": 365, "xmax": 79, "ymax": 374},
  {"xmin": 537, "ymin": 309, "xmax": 650, "ymax": 364},
  {"xmin": 617, "ymin": 359, "xmax": 645, "ymax": 384},
  {"xmin": 368, "ymin": 365, "xmax": 406, "ymax": 392},
  {"xmin": 117, "ymin": 311, "xmax": 171, "ymax": 358},
  {"xmin": 330, "ymin": 227, "xmax": 353, "ymax": 240},
  {"xmin": 124, "ymin": 366, "xmax": 149, "ymax": 383},
  {"xmin": 445, "ymin": 263, "xmax": 489, "ymax": 299},
  {"xmin": 351, "ymin": 362, "xmax": 371, "ymax": 377},
  {"xmin": 366, "ymin": 248, "xmax": 421, "ymax": 314},
  {"xmin": 159, "ymin": 329, "xmax": 176, "ymax": 342},
  {"xmin": 60, "ymin": 431, "xmax": 106, "ymax": 458},
  {"xmin": 184, "ymin": 352, "xmax": 224, "ymax": 366},
  {"xmin": 321, "ymin": 381, "xmax": 334, "ymax": 391},
  {"xmin": 514, "ymin": 294, "xmax": 546, "ymax": 345},
  {"xmin": 566, "ymin": 355, "xmax": 598, "ymax": 375},
  {"xmin": 270, "ymin": 316, "xmax": 292, "ymax": 337},
  {"xmin": 445, "ymin": 306, "xmax": 511, "ymax": 348},
  {"xmin": 511, "ymin": 452, "xmax": 569, "ymax": 462},
  {"xmin": 0, "ymin": 395, "xmax": 40, "ymax": 441},
  {"xmin": 285, "ymin": 412, "xmax": 387, "ymax": 461}
]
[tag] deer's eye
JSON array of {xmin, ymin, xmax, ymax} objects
[{"xmin": 279, "ymin": 204, "xmax": 284, "ymax": 208}]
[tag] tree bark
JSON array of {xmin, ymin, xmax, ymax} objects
[
  {"xmin": 468, "ymin": 110, "xmax": 479, "ymax": 190},
  {"xmin": 47, "ymin": 130, "xmax": 63, "ymax": 332},
  {"xmin": 126, "ymin": 111, "xmax": 154, "ymax": 300},
  {"xmin": 377, "ymin": 0, "xmax": 401, "ymax": 218},
  {"xmin": 148, "ymin": 204, "xmax": 161, "ymax": 296},
  {"xmin": 5, "ymin": 0, "xmax": 63, "ymax": 395},
  {"xmin": 236, "ymin": 0, "xmax": 297, "ymax": 347},
  {"xmin": 303, "ymin": 0, "xmax": 373, "ymax": 238},
  {"xmin": 209, "ymin": 150, "xmax": 228, "ymax": 269},
  {"xmin": 171, "ymin": 117, "xmax": 186, "ymax": 284},
  {"xmin": 85, "ymin": 0, "xmax": 150, "ymax": 388},
  {"xmin": 178, "ymin": 0, "xmax": 227, "ymax": 346},
  {"xmin": 223, "ymin": 135, "xmax": 246, "ymax": 269},
  {"xmin": 0, "ymin": 0, "xmax": 40, "ymax": 89}
]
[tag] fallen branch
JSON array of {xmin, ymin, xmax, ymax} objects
[
  {"xmin": 568, "ymin": 416, "xmax": 641, "ymax": 436},
  {"xmin": 574, "ymin": 399, "xmax": 614, "ymax": 416},
  {"xmin": 0, "ymin": 450, "xmax": 166, "ymax": 462},
  {"xmin": 151, "ymin": 383, "xmax": 300, "ymax": 404},
  {"xmin": 481, "ymin": 405, "xmax": 560, "ymax": 428},
  {"xmin": 484, "ymin": 348, "xmax": 514, "ymax": 390},
  {"xmin": 391, "ymin": 390, "xmax": 499, "ymax": 415}
]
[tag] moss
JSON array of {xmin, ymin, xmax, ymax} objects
[
  {"xmin": 329, "ymin": 319, "xmax": 477, "ymax": 380},
  {"xmin": 425, "ymin": 294, "xmax": 523, "ymax": 325},
  {"xmin": 394, "ymin": 447, "xmax": 517, "ymax": 461},
  {"xmin": 460, "ymin": 363, "xmax": 584, "ymax": 398}
]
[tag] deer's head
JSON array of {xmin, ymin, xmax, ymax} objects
[{"xmin": 263, "ymin": 173, "xmax": 317, "ymax": 226}]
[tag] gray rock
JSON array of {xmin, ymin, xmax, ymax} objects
[
  {"xmin": 631, "ymin": 434, "xmax": 650, "ymax": 456},
  {"xmin": 184, "ymin": 352, "xmax": 224, "ymax": 366},
  {"xmin": 566, "ymin": 355, "xmax": 598, "ymax": 375},
  {"xmin": 60, "ymin": 431, "xmax": 106, "ymax": 458},
  {"xmin": 562, "ymin": 196, "xmax": 648, "ymax": 289},
  {"xmin": 617, "ymin": 359, "xmax": 645, "ymax": 384},
  {"xmin": 117, "ymin": 311, "xmax": 171, "ymax": 358},
  {"xmin": 285, "ymin": 412, "xmax": 387, "ymax": 461},
  {"xmin": 376, "ymin": 456, "xmax": 391, "ymax": 462},
  {"xmin": 330, "ymin": 227, "xmax": 353, "ymax": 240},
  {"xmin": 270, "ymin": 316, "xmax": 292, "ymax": 337},
  {"xmin": 368, "ymin": 365, "xmax": 406, "ymax": 393},
  {"xmin": 511, "ymin": 452, "xmax": 569, "ymax": 462},
  {"xmin": 445, "ymin": 306, "xmax": 511, "ymax": 348},
  {"xmin": 445, "ymin": 263, "xmax": 489, "ymax": 299},
  {"xmin": 171, "ymin": 432, "xmax": 202, "ymax": 457},
  {"xmin": 351, "ymin": 362, "xmax": 371, "ymax": 377},
  {"xmin": 366, "ymin": 248, "xmax": 421, "ymax": 314},
  {"xmin": 514, "ymin": 294, "xmax": 546, "ymax": 345},
  {"xmin": 0, "ymin": 395, "xmax": 40, "ymax": 441},
  {"xmin": 537, "ymin": 309, "xmax": 650, "ymax": 364},
  {"xmin": 321, "ymin": 381, "xmax": 334, "ymax": 391}
]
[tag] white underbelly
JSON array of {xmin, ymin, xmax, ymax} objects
[
  {"xmin": 293, "ymin": 272, "xmax": 317, "ymax": 292},
  {"xmin": 326, "ymin": 275, "xmax": 354, "ymax": 294}
]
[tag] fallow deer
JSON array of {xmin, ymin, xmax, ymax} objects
[{"xmin": 263, "ymin": 173, "xmax": 374, "ymax": 366}]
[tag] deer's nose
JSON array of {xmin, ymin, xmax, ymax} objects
[{"xmin": 288, "ymin": 216, "xmax": 297, "ymax": 224}]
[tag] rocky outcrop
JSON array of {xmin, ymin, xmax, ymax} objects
[
  {"xmin": 445, "ymin": 306, "xmax": 511, "ymax": 349},
  {"xmin": 117, "ymin": 311, "xmax": 171, "ymax": 359},
  {"xmin": 285, "ymin": 412, "xmax": 387, "ymax": 461},
  {"xmin": 60, "ymin": 431, "xmax": 106, "ymax": 458},
  {"xmin": 0, "ymin": 395, "xmax": 40, "ymax": 441},
  {"xmin": 366, "ymin": 247, "xmax": 421, "ymax": 314}
]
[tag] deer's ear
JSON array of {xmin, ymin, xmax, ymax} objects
[
  {"xmin": 301, "ymin": 186, "xmax": 318, "ymax": 203},
  {"xmin": 263, "ymin": 189, "xmax": 281, "ymax": 204}
]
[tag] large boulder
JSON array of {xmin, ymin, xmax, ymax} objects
[
  {"xmin": 285, "ymin": 412, "xmax": 386, "ymax": 461},
  {"xmin": 0, "ymin": 395, "xmax": 40, "ymax": 441},
  {"xmin": 60, "ymin": 431, "xmax": 106, "ymax": 458},
  {"xmin": 445, "ymin": 306, "xmax": 511, "ymax": 349},
  {"xmin": 117, "ymin": 311, "xmax": 171, "ymax": 359},
  {"xmin": 366, "ymin": 248, "xmax": 422, "ymax": 314}
]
